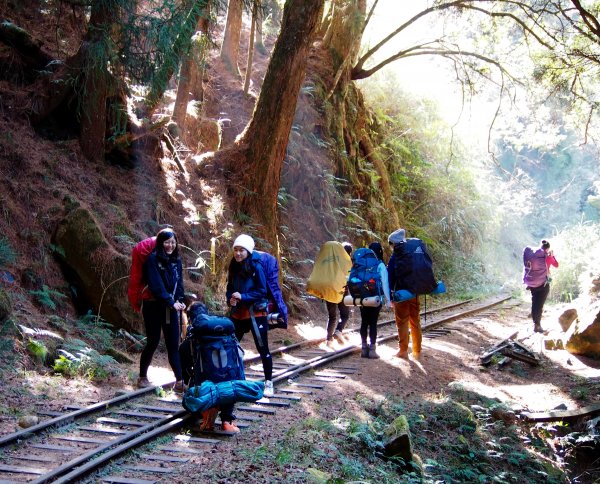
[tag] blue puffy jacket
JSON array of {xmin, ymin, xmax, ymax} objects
[{"xmin": 226, "ymin": 251, "xmax": 268, "ymax": 315}]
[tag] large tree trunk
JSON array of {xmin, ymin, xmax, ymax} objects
[
  {"xmin": 222, "ymin": 0, "xmax": 325, "ymax": 247},
  {"xmin": 220, "ymin": 0, "xmax": 243, "ymax": 77},
  {"xmin": 236, "ymin": 0, "xmax": 324, "ymax": 243},
  {"xmin": 78, "ymin": 1, "xmax": 118, "ymax": 162},
  {"xmin": 318, "ymin": 0, "xmax": 400, "ymax": 232}
]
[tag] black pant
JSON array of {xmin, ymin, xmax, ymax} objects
[
  {"xmin": 326, "ymin": 300, "xmax": 350, "ymax": 340},
  {"xmin": 234, "ymin": 315, "xmax": 272, "ymax": 380},
  {"xmin": 140, "ymin": 301, "xmax": 182, "ymax": 380},
  {"xmin": 359, "ymin": 305, "xmax": 381, "ymax": 345},
  {"xmin": 530, "ymin": 284, "xmax": 550, "ymax": 326}
]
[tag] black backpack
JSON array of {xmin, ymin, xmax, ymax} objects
[
  {"xmin": 180, "ymin": 304, "xmax": 245, "ymax": 386},
  {"xmin": 392, "ymin": 238, "xmax": 437, "ymax": 295}
]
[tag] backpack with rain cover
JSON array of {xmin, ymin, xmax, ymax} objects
[
  {"xmin": 392, "ymin": 238, "xmax": 437, "ymax": 295},
  {"xmin": 347, "ymin": 248, "xmax": 382, "ymax": 301},
  {"xmin": 254, "ymin": 250, "xmax": 288, "ymax": 329},
  {"xmin": 127, "ymin": 237, "xmax": 156, "ymax": 312},
  {"xmin": 179, "ymin": 303, "xmax": 245, "ymax": 386}
]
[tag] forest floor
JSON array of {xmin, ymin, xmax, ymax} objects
[{"xmin": 1, "ymin": 298, "xmax": 599, "ymax": 483}]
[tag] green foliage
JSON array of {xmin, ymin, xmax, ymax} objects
[
  {"xmin": 545, "ymin": 221, "xmax": 600, "ymax": 303},
  {"xmin": 74, "ymin": 312, "xmax": 114, "ymax": 352},
  {"xmin": 359, "ymin": 73, "xmax": 499, "ymax": 295},
  {"xmin": 0, "ymin": 237, "xmax": 17, "ymax": 268},
  {"xmin": 26, "ymin": 338, "xmax": 48, "ymax": 364},
  {"xmin": 53, "ymin": 339, "xmax": 119, "ymax": 381},
  {"xmin": 28, "ymin": 285, "xmax": 66, "ymax": 311}
]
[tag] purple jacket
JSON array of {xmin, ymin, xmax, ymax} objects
[{"xmin": 522, "ymin": 247, "xmax": 548, "ymax": 288}]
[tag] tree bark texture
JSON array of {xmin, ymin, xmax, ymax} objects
[
  {"xmin": 232, "ymin": 0, "xmax": 325, "ymax": 245},
  {"xmin": 220, "ymin": 0, "xmax": 243, "ymax": 77}
]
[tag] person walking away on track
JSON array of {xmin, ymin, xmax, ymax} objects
[
  {"xmin": 523, "ymin": 239, "xmax": 558, "ymax": 333},
  {"xmin": 226, "ymin": 234, "xmax": 275, "ymax": 397},
  {"xmin": 387, "ymin": 228, "xmax": 434, "ymax": 361},
  {"xmin": 327, "ymin": 242, "xmax": 353, "ymax": 347},
  {"xmin": 138, "ymin": 228, "xmax": 187, "ymax": 392},
  {"xmin": 359, "ymin": 242, "xmax": 392, "ymax": 359}
]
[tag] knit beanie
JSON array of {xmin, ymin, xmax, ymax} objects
[
  {"xmin": 368, "ymin": 242, "xmax": 384, "ymax": 261},
  {"xmin": 232, "ymin": 234, "xmax": 255, "ymax": 253},
  {"xmin": 388, "ymin": 228, "xmax": 406, "ymax": 245}
]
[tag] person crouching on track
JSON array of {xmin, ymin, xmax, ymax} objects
[
  {"xmin": 138, "ymin": 228, "xmax": 186, "ymax": 392},
  {"xmin": 226, "ymin": 234, "xmax": 274, "ymax": 397}
]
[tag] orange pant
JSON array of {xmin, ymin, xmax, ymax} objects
[{"xmin": 393, "ymin": 297, "xmax": 421, "ymax": 354}]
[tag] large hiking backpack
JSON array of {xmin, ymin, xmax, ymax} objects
[
  {"xmin": 392, "ymin": 238, "xmax": 437, "ymax": 295},
  {"xmin": 179, "ymin": 306, "xmax": 245, "ymax": 386},
  {"xmin": 127, "ymin": 237, "xmax": 156, "ymax": 312},
  {"xmin": 254, "ymin": 250, "xmax": 288, "ymax": 328},
  {"xmin": 523, "ymin": 246, "xmax": 547, "ymax": 288},
  {"xmin": 347, "ymin": 248, "xmax": 382, "ymax": 300}
]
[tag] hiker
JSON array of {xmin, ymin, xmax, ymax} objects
[
  {"xmin": 326, "ymin": 242, "xmax": 353, "ymax": 347},
  {"xmin": 358, "ymin": 242, "xmax": 392, "ymax": 359},
  {"xmin": 138, "ymin": 228, "xmax": 187, "ymax": 391},
  {"xmin": 181, "ymin": 302, "xmax": 246, "ymax": 433},
  {"xmin": 523, "ymin": 239, "xmax": 559, "ymax": 333},
  {"xmin": 387, "ymin": 228, "xmax": 433, "ymax": 361},
  {"xmin": 226, "ymin": 234, "xmax": 274, "ymax": 397}
]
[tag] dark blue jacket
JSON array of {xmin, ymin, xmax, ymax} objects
[
  {"xmin": 226, "ymin": 252, "xmax": 268, "ymax": 312},
  {"xmin": 144, "ymin": 251, "xmax": 185, "ymax": 308}
]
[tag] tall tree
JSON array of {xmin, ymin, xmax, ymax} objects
[
  {"xmin": 243, "ymin": 0, "xmax": 257, "ymax": 94},
  {"xmin": 173, "ymin": 3, "xmax": 211, "ymax": 131},
  {"xmin": 220, "ymin": 0, "xmax": 243, "ymax": 77},
  {"xmin": 208, "ymin": 0, "xmax": 324, "ymax": 248}
]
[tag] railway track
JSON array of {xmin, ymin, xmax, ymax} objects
[{"xmin": 0, "ymin": 294, "xmax": 512, "ymax": 483}]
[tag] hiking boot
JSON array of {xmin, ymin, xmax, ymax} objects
[
  {"xmin": 333, "ymin": 330, "xmax": 344, "ymax": 344},
  {"xmin": 368, "ymin": 344, "xmax": 380, "ymax": 359},
  {"xmin": 173, "ymin": 380, "xmax": 187, "ymax": 393},
  {"xmin": 264, "ymin": 380, "xmax": 274, "ymax": 397},
  {"xmin": 221, "ymin": 421, "xmax": 240, "ymax": 433},
  {"xmin": 137, "ymin": 377, "xmax": 151, "ymax": 388},
  {"xmin": 361, "ymin": 343, "xmax": 369, "ymax": 358},
  {"xmin": 326, "ymin": 339, "xmax": 335, "ymax": 349},
  {"xmin": 198, "ymin": 407, "xmax": 218, "ymax": 432},
  {"xmin": 533, "ymin": 324, "xmax": 544, "ymax": 333},
  {"xmin": 395, "ymin": 350, "xmax": 409, "ymax": 360}
]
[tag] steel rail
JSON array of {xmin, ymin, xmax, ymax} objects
[
  {"xmin": 20, "ymin": 294, "xmax": 510, "ymax": 483},
  {"xmin": 0, "ymin": 385, "xmax": 160, "ymax": 448},
  {"xmin": 30, "ymin": 410, "xmax": 191, "ymax": 484},
  {"xmin": 245, "ymin": 297, "xmax": 477, "ymax": 364}
]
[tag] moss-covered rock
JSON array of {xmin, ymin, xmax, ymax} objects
[
  {"xmin": 52, "ymin": 207, "xmax": 140, "ymax": 332},
  {"xmin": 383, "ymin": 414, "xmax": 413, "ymax": 463}
]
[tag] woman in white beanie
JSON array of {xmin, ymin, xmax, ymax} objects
[{"xmin": 226, "ymin": 234, "xmax": 274, "ymax": 397}]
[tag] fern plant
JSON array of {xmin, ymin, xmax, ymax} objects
[
  {"xmin": 26, "ymin": 338, "xmax": 48, "ymax": 364},
  {"xmin": 29, "ymin": 285, "xmax": 66, "ymax": 310},
  {"xmin": 53, "ymin": 342, "xmax": 119, "ymax": 381}
]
